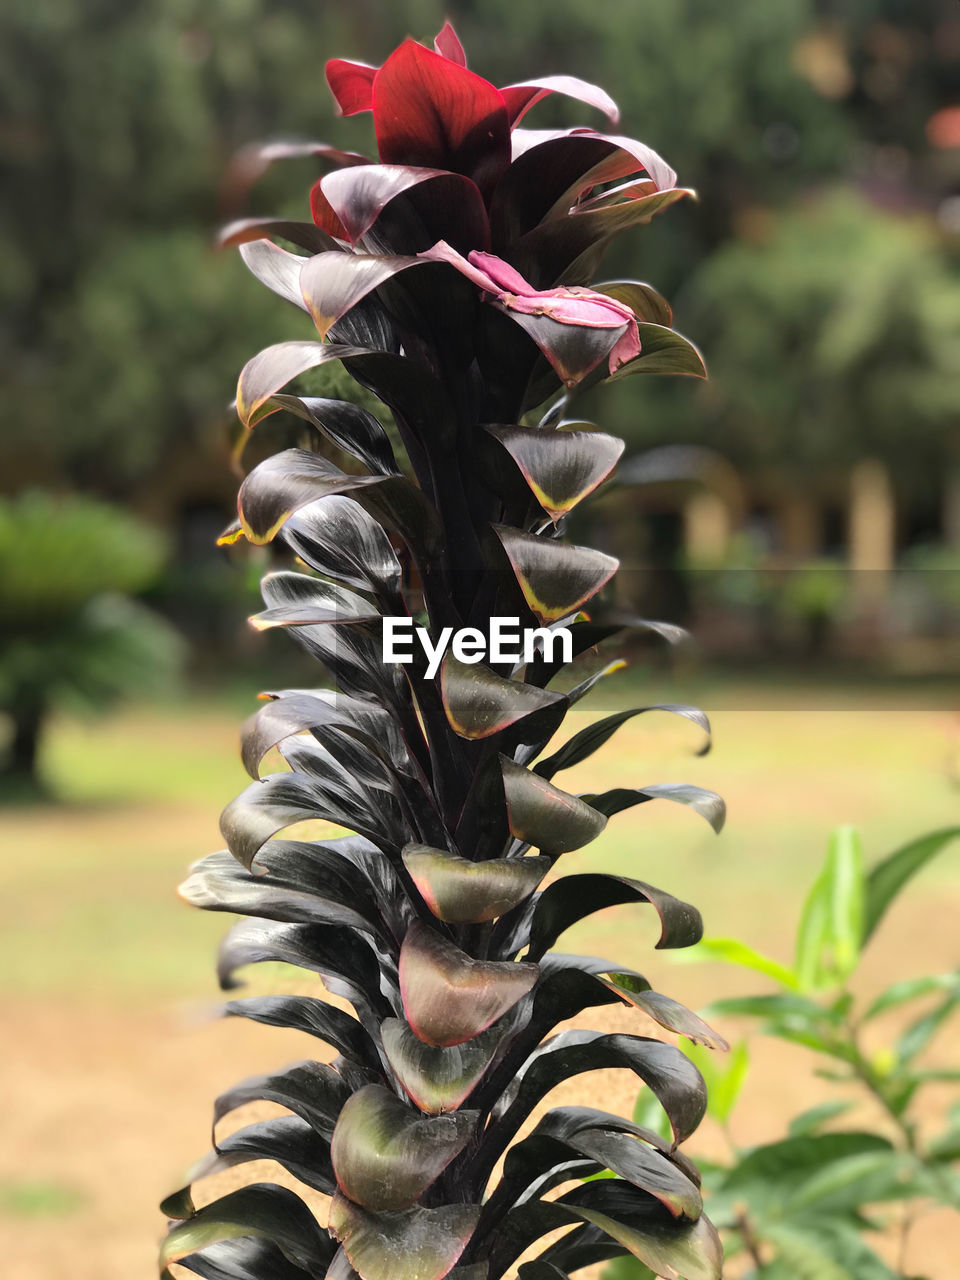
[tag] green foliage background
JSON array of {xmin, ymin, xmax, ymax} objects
[{"xmin": 1, "ymin": 0, "xmax": 956, "ymax": 506}]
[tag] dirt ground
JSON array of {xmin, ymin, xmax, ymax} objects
[{"xmin": 2, "ymin": 694, "xmax": 958, "ymax": 1278}]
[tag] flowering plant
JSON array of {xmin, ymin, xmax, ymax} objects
[{"xmin": 162, "ymin": 23, "xmax": 721, "ymax": 1280}]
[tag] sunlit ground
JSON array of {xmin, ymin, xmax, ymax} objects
[{"xmin": 1, "ymin": 674, "xmax": 958, "ymax": 1278}]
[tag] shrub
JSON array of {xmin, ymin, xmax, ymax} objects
[
  {"xmin": 0, "ymin": 490, "xmax": 182, "ymax": 792},
  {"xmin": 161, "ymin": 25, "xmax": 726, "ymax": 1280}
]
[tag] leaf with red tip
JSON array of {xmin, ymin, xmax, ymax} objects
[
  {"xmin": 326, "ymin": 59, "xmax": 377, "ymax": 115},
  {"xmin": 500, "ymin": 76, "xmax": 619, "ymax": 128},
  {"xmin": 434, "ymin": 22, "xmax": 467, "ymax": 65},
  {"xmin": 381, "ymin": 1017, "xmax": 503, "ymax": 1113},
  {"xmin": 440, "ymin": 653, "xmax": 567, "ymax": 743},
  {"xmin": 315, "ymin": 165, "xmax": 490, "ymax": 254},
  {"xmin": 500, "ymin": 757, "xmax": 607, "ymax": 855},
  {"xmin": 329, "ymin": 1193, "xmax": 480, "ymax": 1280},
  {"xmin": 331, "ymin": 1085, "xmax": 476, "ymax": 1211},
  {"xmin": 403, "ymin": 845, "xmax": 550, "ymax": 923},
  {"xmin": 485, "ymin": 425, "xmax": 624, "ymax": 521},
  {"xmin": 299, "ymin": 251, "xmax": 423, "ymax": 338},
  {"xmin": 399, "ymin": 922, "xmax": 538, "ymax": 1047},
  {"xmin": 493, "ymin": 525, "xmax": 618, "ymax": 623},
  {"xmin": 373, "ymin": 41, "xmax": 510, "ymax": 197}
]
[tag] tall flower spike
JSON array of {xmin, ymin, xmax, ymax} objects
[{"xmin": 164, "ymin": 24, "xmax": 722, "ymax": 1280}]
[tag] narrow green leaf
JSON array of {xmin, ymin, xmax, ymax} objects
[
  {"xmin": 683, "ymin": 938, "xmax": 799, "ymax": 990},
  {"xmin": 863, "ymin": 826, "xmax": 960, "ymax": 945},
  {"xmin": 825, "ymin": 826, "xmax": 865, "ymax": 981}
]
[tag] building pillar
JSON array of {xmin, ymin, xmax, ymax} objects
[
  {"xmin": 683, "ymin": 490, "xmax": 731, "ymax": 564},
  {"xmin": 848, "ymin": 459, "xmax": 895, "ymax": 605}
]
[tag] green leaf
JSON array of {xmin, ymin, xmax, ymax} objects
[
  {"xmin": 896, "ymin": 985, "xmax": 960, "ymax": 1064},
  {"xmin": 794, "ymin": 860, "xmax": 832, "ymax": 993},
  {"xmin": 787, "ymin": 1101, "xmax": 853, "ymax": 1137},
  {"xmin": 683, "ymin": 938, "xmax": 799, "ymax": 990},
  {"xmin": 683, "ymin": 1038, "xmax": 748, "ymax": 1125},
  {"xmin": 824, "ymin": 826, "xmax": 865, "ymax": 982},
  {"xmin": 863, "ymin": 972, "xmax": 960, "ymax": 1021},
  {"xmin": 862, "ymin": 827, "xmax": 960, "ymax": 945}
]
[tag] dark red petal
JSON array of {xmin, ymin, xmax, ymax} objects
[
  {"xmin": 434, "ymin": 21, "xmax": 466, "ymax": 66},
  {"xmin": 325, "ymin": 59, "xmax": 377, "ymax": 115},
  {"xmin": 373, "ymin": 40, "xmax": 510, "ymax": 197}
]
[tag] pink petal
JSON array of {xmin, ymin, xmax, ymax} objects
[
  {"xmin": 609, "ymin": 321, "xmax": 642, "ymax": 373},
  {"xmin": 421, "ymin": 240, "xmax": 501, "ymax": 294},
  {"xmin": 467, "ymin": 250, "xmax": 536, "ymax": 296},
  {"xmin": 434, "ymin": 21, "xmax": 467, "ymax": 66}
]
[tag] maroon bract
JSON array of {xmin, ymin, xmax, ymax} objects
[{"xmin": 161, "ymin": 22, "xmax": 723, "ymax": 1280}]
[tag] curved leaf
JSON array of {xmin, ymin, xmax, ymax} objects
[
  {"xmin": 381, "ymin": 1017, "xmax": 503, "ymax": 1113},
  {"xmin": 212, "ymin": 1059, "xmax": 352, "ymax": 1138},
  {"xmin": 521, "ymin": 873, "xmax": 703, "ymax": 959},
  {"xmin": 331, "ymin": 1084, "xmax": 477, "ymax": 1211},
  {"xmin": 162, "ymin": 1116, "xmax": 336, "ymax": 1218},
  {"xmin": 608, "ymin": 324, "xmax": 706, "ymax": 381},
  {"xmin": 283, "ymin": 497, "xmax": 403, "ymax": 599},
  {"xmin": 236, "ymin": 342, "xmax": 370, "ymax": 430},
  {"xmin": 485, "ymin": 425, "xmax": 624, "ymax": 521},
  {"xmin": 300, "ymin": 251, "xmax": 423, "ymax": 339},
  {"xmin": 493, "ymin": 525, "xmax": 617, "ymax": 622},
  {"xmin": 582, "ymin": 784, "xmax": 726, "ymax": 834},
  {"xmin": 558, "ymin": 1181, "xmax": 722, "ymax": 1280},
  {"xmin": 237, "ymin": 449, "xmax": 441, "ymax": 554},
  {"xmin": 440, "ymin": 653, "xmax": 566, "ymax": 744},
  {"xmin": 330, "ymin": 1192, "xmax": 480, "ymax": 1280},
  {"xmin": 166, "ymin": 1236, "xmax": 313, "ymax": 1280},
  {"xmin": 596, "ymin": 280, "xmax": 673, "ymax": 328},
  {"xmin": 262, "ymin": 395, "xmax": 399, "ymax": 475},
  {"xmin": 501, "ymin": 756, "xmax": 607, "ymax": 854},
  {"xmin": 239, "ymin": 241, "xmax": 310, "ymax": 310},
  {"xmin": 399, "ymin": 921, "xmax": 539, "ymax": 1047},
  {"xmin": 223, "ymin": 995, "xmax": 381, "ymax": 1070},
  {"xmin": 501, "ymin": 76, "xmax": 619, "ymax": 128},
  {"xmin": 403, "ymin": 845, "xmax": 550, "ymax": 924},
  {"xmin": 160, "ymin": 1183, "xmax": 331, "ymax": 1277},
  {"xmin": 534, "ymin": 705, "xmax": 711, "ymax": 779},
  {"xmin": 249, "ymin": 573, "xmax": 380, "ymax": 631},
  {"xmin": 218, "ymin": 217, "xmax": 342, "ymax": 255},
  {"xmin": 863, "ymin": 826, "xmax": 960, "ymax": 945},
  {"xmin": 315, "ymin": 164, "xmax": 490, "ymax": 254}
]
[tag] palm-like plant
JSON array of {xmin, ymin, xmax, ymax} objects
[{"xmin": 161, "ymin": 25, "xmax": 727, "ymax": 1280}]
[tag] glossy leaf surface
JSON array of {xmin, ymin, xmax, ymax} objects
[
  {"xmin": 501, "ymin": 757, "xmax": 607, "ymax": 854},
  {"xmin": 493, "ymin": 526, "xmax": 618, "ymax": 622},
  {"xmin": 330, "ymin": 1193, "xmax": 480, "ymax": 1280},
  {"xmin": 403, "ymin": 845, "xmax": 550, "ymax": 924},
  {"xmin": 400, "ymin": 922, "xmax": 539, "ymax": 1047}
]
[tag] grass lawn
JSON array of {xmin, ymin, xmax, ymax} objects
[{"xmin": 1, "ymin": 675, "xmax": 958, "ymax": 1278}]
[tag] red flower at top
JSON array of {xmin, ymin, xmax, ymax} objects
[{"xmin": 325, "ymin": 22, "xmax": 621, "ymax": 197}]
